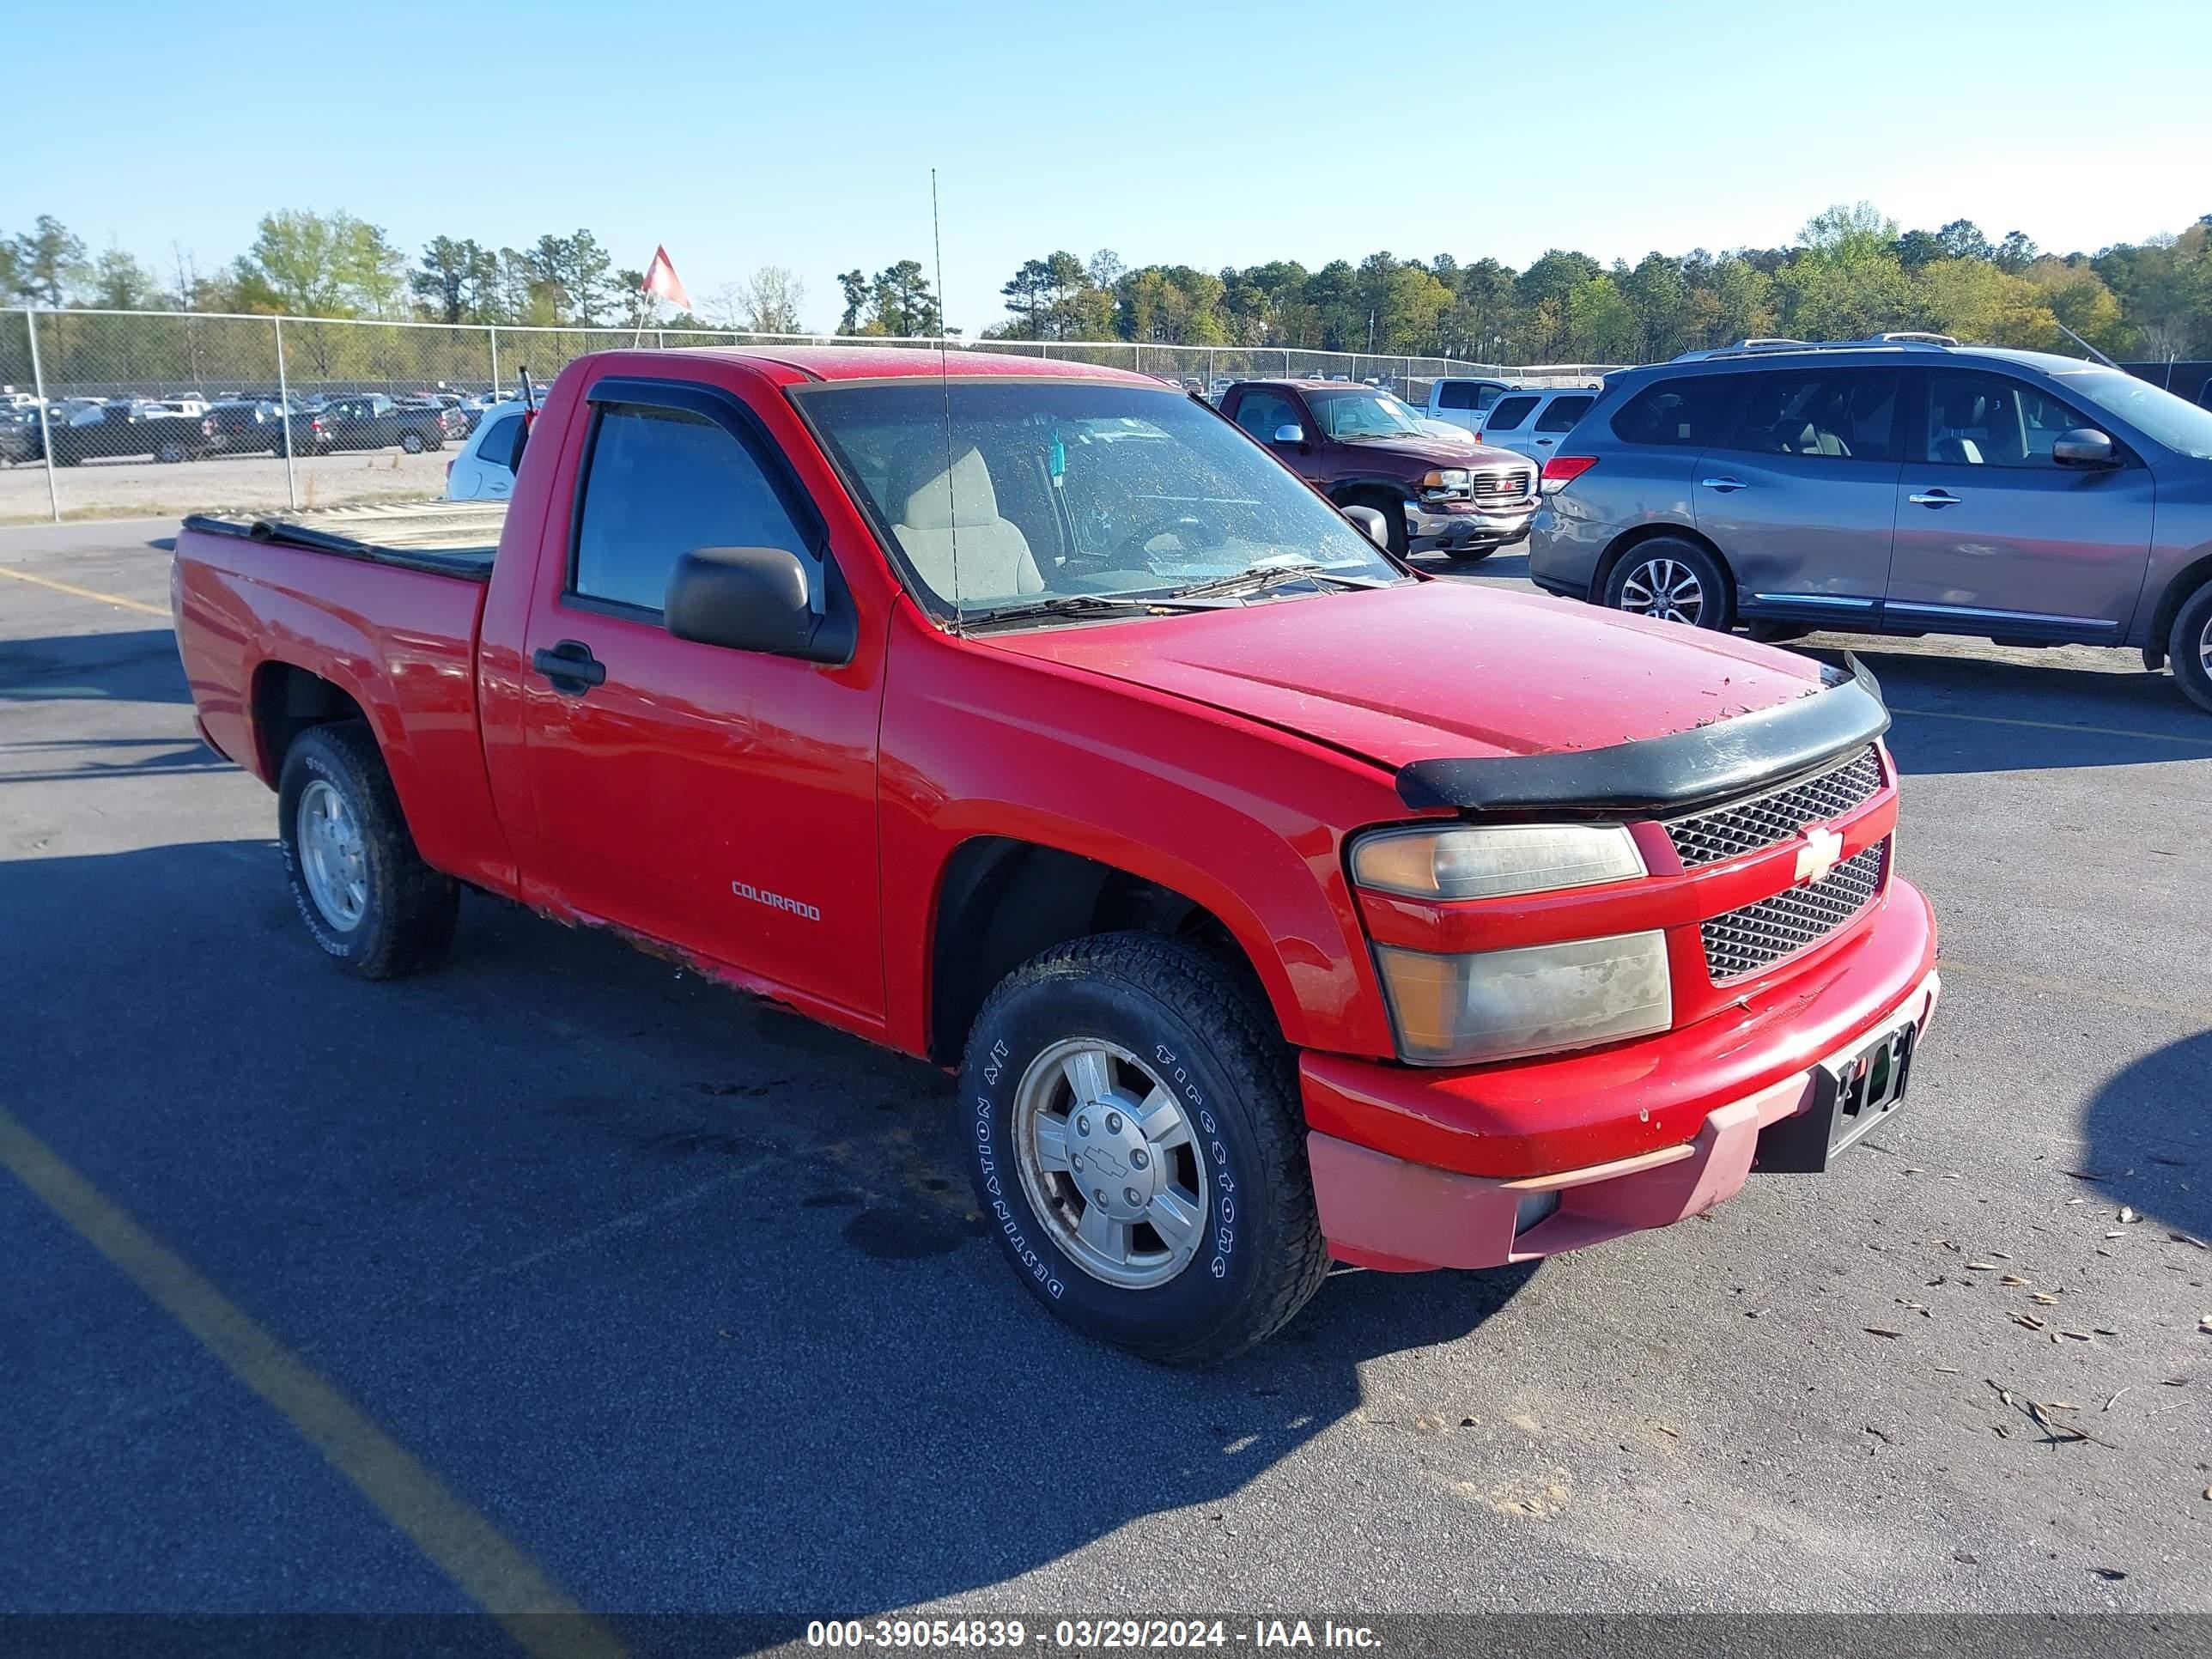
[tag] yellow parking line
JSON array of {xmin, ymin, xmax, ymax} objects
[
  {"xmin": 0, "ymin": 564, "xmax": 171, "ymax": 619},
  {"xmin": 0, "ymin": 1104, "xmax": 623, "ymax": 1659},
  {"xmin": 1890, "ymin": 703, "xmax": 2212, "ymax": 747}
]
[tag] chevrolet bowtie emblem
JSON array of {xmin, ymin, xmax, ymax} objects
[{"xmin": 1796, "ymin": 826, "xmax": 1844, "ymax": 886}]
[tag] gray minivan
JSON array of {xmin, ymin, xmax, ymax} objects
[{"xmin": 1526, "ymin": 338, "xmax": 2212, "ymax": 712}]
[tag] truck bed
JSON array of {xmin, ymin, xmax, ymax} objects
[{"xmin": 180, "ymin": 500, "xmax": 507, "ymax": 581}]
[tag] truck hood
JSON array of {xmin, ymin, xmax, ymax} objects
[
  {"xmin": 982, "ymin": 581, "xmax": 1828, "ymax": 771},
  {"xmin": 1337, "ymin": 431, "xmax": 1522, "ymax": 469}
]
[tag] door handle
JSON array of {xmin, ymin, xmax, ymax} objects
[
  {"xmin": 531, "ymin": 639, "xmax": 605, "ymax": 694},
  {"xmin": 1699, "ymin": 476, "xmax": 1747, "ymax": 493},
  {"xmin": 1908, "ymin": 489, "xmax": 1961, "ymax": 508}
]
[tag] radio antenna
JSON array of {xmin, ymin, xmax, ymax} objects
[{"xmin": 932, "ymin": 167, "xmax": 962, "ymax": 635}]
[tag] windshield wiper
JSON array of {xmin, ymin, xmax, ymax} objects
[
  {"xmin": 960, "ymin": 592, "xmax": 1232, "ymax": 629},
  {"xmin": 1166, "ymin": 562, "xmax": 1395, "ymax": 602}
]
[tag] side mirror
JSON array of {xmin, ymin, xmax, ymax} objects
[
  {"xmin": 664, "ymin": 546, "xmax": 853, "ymax": 665},
  {"xmin": 1272, "ymin": 422, "xmax": 1306, "ymax": 446},
  {"xmin": 1341, "ymin": 504, "xmax": 1392, "ymax": 550},
  {"xmin": 2051, "ymin": 428, "xmax": 2118, "ymax": 468}
]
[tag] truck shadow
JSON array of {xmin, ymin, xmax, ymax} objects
[
  {"xmin": 0, "ymin": 629, "xmax": 191, "ymax": 705},
  {"xmin": 0, "ymin": 841, "xmax": 1537, "ymax": 1628},
  {"xmin": 2081, "ymin": 1028, "xmax": 2211, "ymax": 1244}
]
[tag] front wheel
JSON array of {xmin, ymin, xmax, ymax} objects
[
  {"xmin": 2170, "ymin": 581, "xmax": 2212, "ymax": 714},
  {"xmin": 399, "ymin": 431, "xmax": 425, "ymax": 454},
  {"xmin": 155, "ymin": 437, "xmax": 187, "ymax": 464},
  {"xmin": 277, "ymin": 721, "xmax": 459, "ymax": 978},
  {"xmin": 1604, "ymin": 536, "xmax": 1733, "ymax": 630},
  {"xmin": 961, "ymin": 933, "xmax": 1328, "ymax": 1365}
]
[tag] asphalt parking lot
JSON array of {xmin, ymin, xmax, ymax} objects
[{"xmin": 2, "ymin": 523, "xmax": 2209, "ymax": 1639}]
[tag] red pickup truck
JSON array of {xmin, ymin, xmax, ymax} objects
[{"xmin": 172, "ymin": 346, "xmax": 1939, "ymax": 1364}]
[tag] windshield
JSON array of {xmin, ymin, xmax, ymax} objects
[
  {"xmin": 1304, "ymin": 386, "xmax": 1429, "ymax": 441},
  {"xmin": 2055, "ymin": 368, "xmax": 2212, "ymax": 460},
  {"xmin": 800, "ymin": 379, "xmax": 1401, "ymax": 617}
]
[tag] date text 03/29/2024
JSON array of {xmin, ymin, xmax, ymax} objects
[{"xmin": 805, "ymin": 1620, "xmax": 1382, "ymax": 1650}]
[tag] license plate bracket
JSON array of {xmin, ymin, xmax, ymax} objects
[{"xmin": 1753, "ymin": 1016, "xmax": 1918, "ymax": 1174}]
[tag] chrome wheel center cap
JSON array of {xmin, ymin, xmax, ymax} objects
[{"xmin": 1066, "ymin": 1105, "xmax": 1157, "ymax": 1220}]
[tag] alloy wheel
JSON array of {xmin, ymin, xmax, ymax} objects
[
  {"xmin": 296, "ymin": 778, "xmax": 368, "ymax": 932},
  {"xmin": 1619, "ymin": 556, "xmax": 1705, "ymax": 625},
  {"xmin": 1011, "ymin": 1036, "xmax": 1209, "ymax": 1290}
]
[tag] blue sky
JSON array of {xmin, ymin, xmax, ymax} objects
[{"xmin": 9, "ymin": 0, "xmax": 2209, "ymax": 332}]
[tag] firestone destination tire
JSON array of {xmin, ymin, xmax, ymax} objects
[
  {"xmin": 961, "ymin": 932, "xmax": 1328, "ymax": 1365},
  {"xmin": 276, "ymin": 720, "xmax": 459, "ymax": 980}
]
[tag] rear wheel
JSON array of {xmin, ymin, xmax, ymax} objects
[
  {"xmin": 2169, "ymin": 581, "xmax": 2212, "ymax": 714},
  {"xmin": 400, "ymin": 431, "xmax": 426, "ymax": 454},
  {"xmin": 1604, "ymin": 536, "xmax": 1732, "ymax": 630},
  {"xmin": 155, "ymin": 437, "xmax": 187, "ymax": 465},
  {"xmin": 277, "ymin": 721, "xmax": 459, "ymax": 978},
  {"xmin": 961, "ymin": 933, "xmax": 1328, "ymax": 1365}
]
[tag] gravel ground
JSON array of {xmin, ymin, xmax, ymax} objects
[
  {"xmin": 0, "ymin": 448, "xmax": 451, "ymax": 523},
  {"xmin": 1, "ymin": 525, "xmax": 2207, "ymax": 1638}
]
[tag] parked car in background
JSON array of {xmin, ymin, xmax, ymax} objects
[
  {"xmin": 172, "ymin": 343, "xmax": 1939, "ymax": 1364},
  {"xmin": 1528, "ymin": 336, "xmax": 2212, "ymax": 712},
  {"xmin": 1, "ymin": 405, "xmax": 45, "ymax": 465},
  {"xmin": 201, "ymin": 399, "xmax": 298, "ymax": 455},
  {"xmin": 1413, "ymin": 377, "xmax": 1516, "ymax": 435},
  {"xmin": 49, "ymin": 401, "xmax": 210, "ymax": 465},
  {"xmin": 148, "ymin": 395, "xmax": 211, "ymax": 419},
  {"xmin": 306, "ymin": 394, "xmax": 465, "ymax": 454},
  {"xmin": 441, "ymin": 399, "xmax": 531, "ymax": 501},
  {"xmin": 1219, "ymin": 378, "xmax": 1537, "ymax": 559},
  {"xmin": 1476, "ymin": 386, "xmax": 1601, "ymax": 462}
]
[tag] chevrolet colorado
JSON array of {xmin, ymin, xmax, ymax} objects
[{"xmin": 171, "ymin": 346, "xmax": 1939, "ymax": 1363}]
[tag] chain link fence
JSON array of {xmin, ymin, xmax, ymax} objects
[{"xmin": 0, "ymin": 307, "xmax": 1625, "ymax": 524}]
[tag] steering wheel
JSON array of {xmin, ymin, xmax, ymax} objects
[{"xmin": 1115, "ymin": 510, "xmax": 1228, "ymax": 566}]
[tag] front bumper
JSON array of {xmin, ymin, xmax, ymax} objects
[
  {"xmin": 1305, "ymin": 878, "xmax": 1938, "ymax": 1272},
  {"xmin": 1405, "ymin": 498, "xmax": 1535, "ymax": 553}
]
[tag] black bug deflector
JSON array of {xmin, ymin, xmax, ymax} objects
[{"xmin": 1395, "ymin": 655, "xmax": 1891, "ymax": 817}]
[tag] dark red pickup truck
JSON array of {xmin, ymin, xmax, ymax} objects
[
  {"xmin": 1218, "ymin": 379, "xmax": 1538, "ymax": 560},
  {"xmin": 173, "ymin": 345, "xmax": 1938, "ymax": 1363}
]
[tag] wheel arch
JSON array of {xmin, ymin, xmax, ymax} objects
[
  {"xmin": 1594, "ymin": 521, "xmax": 1737, "ymax": 610},
  {"xmin": 926, "ymin": 836, "xmax": 1274, "ymax": 1067},
  {"xmin": 2143, "ymin": 550, "xmax": 2212, "ymax": 668},
  {"xmin": 1326, "ymin": 475, "xmax": 1413, "ymax": 507},
  {"xmin": 248, "ymin": 659, "xmax": 372, "ymax": 786}
]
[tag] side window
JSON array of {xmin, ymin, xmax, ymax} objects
[
  {"xmin": 476, "ymin": 414, "xmax": 525, "ymax": 473},
  {"xmin": 1437, "ymin": 381, "xmax": 1475, "ymax": 410},
  {"xmin": 571, "ymin": 403, "xmax": 810, "ymax": 615},
  {"xmin": 1471, "ymin": 385, "xmax": 1508, "ymax": 413},
  {"xmin": 1235, "ymin": 390, "xmax": 1298, "ymax": 440},
  {"xmin": 1535, "ymin": 393, "xmax": 1594, "ymax": 434},
  {"xmin": 1485, "ymin": 395, "xmax": 1539, "ymax": 432},
  {"xmin": 1923, "ymin": 372, "xmax": 2092, "ymax": 468},
  {"xmin": 1719, "ymin": 370, "xmax": 1900, "ymax": 462},
  {"xmin": 1610, "ymin": 377, "xmax": 1735, "ymax": 448}
]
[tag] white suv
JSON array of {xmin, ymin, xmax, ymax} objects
[{"xmin": 442, "ymin": 401, "xmax": 531, "ymax": 501}]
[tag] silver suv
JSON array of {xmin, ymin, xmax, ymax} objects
[{"xmin": 1526, "ymin": 337, "xmax": 2212, "ymax": 713}]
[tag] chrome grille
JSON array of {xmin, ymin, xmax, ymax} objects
[
  {"xmin": 1471, "ymin": 468, "xmax": 1533, "ymax": 501},
  {"xmin": 1665, "ymin": 745, "xmax": 1883, "ymax": 867},
  {"xmin": 1702, "ymin": 839, "xmax": 1888, "ymax": 983}
]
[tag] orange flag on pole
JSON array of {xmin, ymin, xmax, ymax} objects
[{"xmin": 641, "ymin": 246, "xmax": 692, "ymax": 313}]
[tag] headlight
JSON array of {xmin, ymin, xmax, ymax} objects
[
  {"xmin": 1419, "ymin": 468, "xmax": 1471, "ymax": 499},
  {"xmin": 1373, "ymin": 932, "xmax": 1672, "ymax": 1065},
  {"xmin": 1351, "ymin": 823, "xmax": 1644, "ymax": 901}
]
